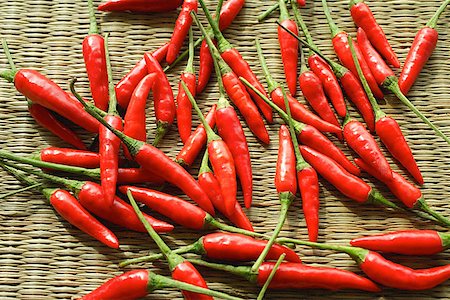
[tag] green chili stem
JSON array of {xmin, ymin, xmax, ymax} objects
[
  {"xmin": 290, "ymin": 0, "xmax": 314, "ymax": 56},
  {"xmin": 426, "ymin": 0, "xmax": 450, "ymax": 28},
  {"xmin": 0, "ymin": 182, "xmax": 43, "ymax": 199},
  {"xmin": 185, "ymin": 28, "xmax": 195, "ymax": 74},
  {"xmin": 256, "ymin": 253, "xmax": 285, "ymax": 300},
  {"xmin": 0, "ymin": 161, "xmax": 44, "ymax": 194},
  {"xmin": 188, "ymin": 259, "xmax": 255, "ymax": 282},
  {"xmin": 255, "ymin": 38, "xmax": 279, "ymax": 93},
  {"xmin": 164, "ymin": 37, "xmax": 203, "ymax": 73},
  {"xmin": 416, "ymin": 199, "xmax": 450, "ymax": 228},
  {"xmin": 198, "ymin": 0, "xmax": 231, "ymax": 51},
  {"xmin": 104, "ymin": 34, "xmax": 118, "ymax": 115},
  {"xmin": 321, "ymin": 0, "xmax": 341, "ymax": 37},
  {"xmin": 2, "ymin": 39, "xmax": 16, "ymax": 71},
  {"xmin": 279, "ymin": 0, "xmax": 290, "ymax": 22},
  {"xmin": 257, "ymin": 0, "xmax": 289, "ymax": 23},
  {"xmin": 205, "ymin": 214, "xmax": 269, "ymax": 239},
  {"xmin": 87, "ymin": 0, "xmax": 99, "ymax": 35},
  {"xmin": 199, "ymin": 150, "xmax": 212, "ymax": 175},
  {"xmin": 215, "ymin": 0, "xmax": 225, "ymax": 23}
]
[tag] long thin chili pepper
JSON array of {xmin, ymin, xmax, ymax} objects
[
  {"xmin": 80, "ymin": 269, "xmax": 242, "ymax": 300},
  {"xmin": 278, "ymin": 0, "xmax": 298, "ymax": 96},
  {"xmin": 198, "ymin": 0, "xmax": 273, "ymax": 123},
  {"xmin": 97, "ymin": 0, "xmax": 183, "ymax": 12},
  {"xmin": 256, "ymin": 254, "xmax": 285, "ymax": 300},
  {"xmin": 71, "ymin": 79, "xmax": 215, "ymax": 215},
  {"xmin": 321, "ymin": 0, "xmax": 384, "ymax": 100},
  {"xmin": 175, "ymin": 105, "xmax": 217, "ymax": 167},
  {"xmin": 144, "ymin": 52, "xmax": 176, "ymax": 146},
  {"xmin": 290, "ymin": 0, "xmax": 346, "ymax": 117},
  {"xmin": 350, "ymin": 229, "xmax": 450, "ymax": 255},
  {"xmin": 28, "ymin": 101, "xmax": 87, "ymax": 150},
  {"xmin": 356, "ymin": 27, "xmax": 450, "ymax": 144},
  {"xmin": 0, "ymin": 162, "xmax": 119, "ymax": 249},
  {"xmin": 176, "ymin": 28, "xmax": 196, "ymax": 143},
  {"xmin": 349, "ymin": 0, "xmax": 399, "ymax": 68},
  {"xmin": 36, "ymin": 147, "xmax": 101, "ymax": 168},
  {"xmin": 241, "ymin": 77, "xmax": 360, "ymax": 176},
  {"xmin": 115, "ymin": 43, "xmax": 169, "ymax": 109},
  {"xmin": 212, "ymin": 51, "xmax": 252, "ymax": 209},
  {"xmin": 0, "ymin": 41, "xmax": 100, "ymax": 133},
  {"xmin": 192, "ymin": 11, "xmax": 270, "ymax": 144},
  {"xmin": 398, "ymin": 0, "xmax": 450, "ymax": 94},
  {"xmin": 255, "ymin": 39, "xmax": 341, "ymax": 134},
  {"xmin": 190, "ymin": 259, "xmax": 380, "ymax": 292},
  {"xmin": 83, "ymin": 0, "xmax": 109, "ymax": 111},
  {"xmin": 182, "ymin": 80, "xmax": 237, "ymax": 216}
]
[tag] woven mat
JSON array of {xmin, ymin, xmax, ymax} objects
[{"xmin": 0, "ymin": 0, "xmax": 449, "ymax": 299}]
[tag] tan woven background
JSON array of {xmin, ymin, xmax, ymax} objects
[{"xmin": 0, "ymin": 0, "xmax": 449, "ymax": 299}]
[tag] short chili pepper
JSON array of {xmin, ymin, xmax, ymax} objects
[
  {"xmin": 356, "ymin": 27, "xmax": 450, "ymax": 144},
  {"xmin": 175, "ymin": 105, "xmax": 217, "ymax": 167},
  {"xmin": 190, "ymin": 259, "xmax": 380, "ymax": 292},
  {"xmin": 398, "ymin": 0, "xmax": 450, "ymax": 94},
  {"xmin": 166, "ymin": 0, "xmax": 198, "ymax": 64},
  {"xmin": 97, "ymin": 0, "xmax": 183, "ymax": 12},
  {"xmin": 182, "ymin": 80, "xmax": 237, "ymax": 216},
  {"xmin": 115, "ymin": 43, "xmax": 168, "ymax": 109},
  {"xmin": 198, "ymin": 1, "xmax": 273, "ymax": 123},
  {"xmin": 0, "ymin": 162, "xmax": 119, "ymax": 249},
  {"xmin": 192, "ymin": 11, "xmax": 270, "ymax": 144},
  {"xmin": 198, "ymin": 151, "xmax": 253, "ymax": 231},
  {"xmin": 255, "ymin": 38, "xmax": 341, "ymax": 134},
  {"xmin": 278, "ymin": 0, "xmax": 298, "ymax": 96},
  {"xmin": 28, "ymin": 101, "xmax": 87, "ymax": 150},
  {"xmin": 71, "ymin": 79, "xmax": 215, "ymax": 215},
  {"xmin": 80, "ymin": 269, "xmax": 242, "ymax": 300},
  {"xmin": 83, "ymin": 0, "xmax": 109, "ymax": 111},
  {"xmin": 349, "ymin": 33, "xmax": 423, "ymax": 185},
  {"xmin": 321, "ymin": 0, "xmax": 384, "ymax": 100},
  {"xmin": 350, "ymin": 230, "xmax": 450, "ymax": 256},
  {"xmin": 176, "ymin": 28, "xmax": 196, "ymax": 143},
  {"xmin": 349, "ymin": 0, "xmax": 399, "ymax": 68}
]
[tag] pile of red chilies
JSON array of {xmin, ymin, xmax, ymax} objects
[{"xmin": 0, "ymin": 0, "xmax": 450, "ymax": 298}]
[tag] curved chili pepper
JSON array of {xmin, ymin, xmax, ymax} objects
[
  {"xmin": 28, "ymin": 102, "xmax": 86, "ymax": 150},
  {"xmin": 166, "ymin": 0, "xmax": 198, "ymax": 64},
  {"xmin": 349, "ymin": 0, "xmax": 400, "ymax": 68},
  {"xmin": 350, "ymin": 230, "xmax": 450, "ymax": 256},
  {"xmin": 398, "ymin": 0, "xmax": 450, "ymax": 94},
  {"xmin": 97, "ymin": 0, "xmax": 183, "ymax": 12},
  {"xmin": 172, "ymin": 261, "xmax": 212, "ymax": 300},
  {"xmin": 275, "ymin": 125, "xmax": 297, "ymax": 197},
  {"xmin": 37, "ymin": 147, "xmax": 100, "ymax": 168},
  {"xmin": 115, "ymin": 43, "xmax": 168, "ymax": 109},
  {"xmin": 175, "ymin": 105, "xmax": 217, "ymax": 167}
]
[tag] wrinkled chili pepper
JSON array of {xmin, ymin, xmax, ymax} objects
[
  {"xmin": 356, "ymin": 27, "xmax": 450, "ymax": 144},
  {"xmin": 350, "ymin": 230, "xmax": 450, "ymax": 255},
  {"xmin": 398, "ymin": 0, "xmax": 450, "ymax": 94},
  {"xmin": 97, "ymin": 0, "xmax": 183, "ymax": 12},
  {"xmin": 349, "ymin": 0, "xmax": 399, "ymax": 68}
]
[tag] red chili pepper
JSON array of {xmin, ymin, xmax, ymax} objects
[
  {"xmin": 37, "ymin": 147, "xmax": 101, "ymax": 168},
  {"xmin": 356, "ymin": 27, "xmax": 450, "ymax": 144},
  {"xmin": 166, "ymin": 0, "xmax": 198, "ymax": 64},
  {"xmin": 176, "ymin": 29, "xmax": 196, "ymax": 143},
  {"xmin": 398, "ymin": 0, "xmax": 450, "ymax": 94},
  {"xmin": 28, "ymin": 102, "xmax": 87, "ymax": 150},
  {"xmin": 175, "ymin": 105, "xmax": 217, "ymax": 167},
  {"xmin": 172, "ymin": 261, "xmax": 212, "ymax": 300},
  {"xmin": 97, "ymin": 0, "xmax": 183, "ymax": 12},
  {"xmin": 349, "ymin": 0, "xmax": 400, "ymax": 68},
  {"xmin": 115, "ymin": 43, "xmax": 168, "ymax": 109},
  {"xmin": 350, "ymin": 230, "xmax": 450, "ymax": 256}
]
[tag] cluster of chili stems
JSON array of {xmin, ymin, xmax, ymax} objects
[{"xmin": 1, "ymin": 0, "xmax": 450, "ymax": 298}]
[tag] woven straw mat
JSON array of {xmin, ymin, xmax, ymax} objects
[{"xmin": 0, "ymin": 0, "xmax": 449, "ymax": 299}]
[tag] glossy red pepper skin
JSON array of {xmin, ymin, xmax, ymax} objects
[
  {"xmin": 343, "ymin": 119, "xmax": 392, "ymax": 182},
  {"xmin": 83, "ymin": 34, "xmax": 109, "ymax": 111},
  {"xmin": 359, "ymin": 251, "xmax": 450, "ymax": 290},
  {"xmin": 270, "ymin": 87, "xmax": 341, "ymax": 134},
  {"xmin": 308, "ymin": 54, "xmax": 346, "ymax": 117},
  {"xmin": 300, "ymin": 146, "xmax": 369, "ymax": 202},
  {"xmin": 115, "ymin": 43, "xmax": 168, "ymax": 109},
  {"xmin": 218, "ymin": 0, "xmax": 245, "ymax": 30},
  {"xmin": 257, "ymin": 262, "xmax": 380, "ymax": 291},
  {"xmin": 276, "ymin": 125, "xmax": 297, "ymax": 195},
  {"xmin": 398, "ymin": 27, "xmax": 438, "ymax": 95},
  {"xmin": 350, "ymin": 1, "xmax": 400, "ymax": 68},
  {"xmin": 98, "ymin": 0, "xmax": 183, "ymax": 12},
  {"xmin": 176, "ymin": 105, "xmax": 216, "ymax": 167},
  {"xmin": 116, "ymin": 168, "xmax": 164, "ymax": 185},
  {"xmin": 166, "ymin": 0, "xmax": 198, "ymax": 64},
  {"xmin": 38, "ymin": 147, "xmax": 100, "ymax": 168},
  {"xmin": 216, "ymin": 105, "xmax": 252, "ymax": 208},
  {"xmin": 350, "ymin": 230, "xmax": 446, "ymax": 256},
  {"xmin": 201, "ymin": 233, "xmax": 301, "ymax": 262},
  {"xmin": 47, "ymin": 189, "xmax": 119, "ymax": 249},
  {"xmin": 297, "ymin": 0, "xmax": 306, "ymax": 6},
  {"xmin": 28, "ymin": 103, "xmax": 86, "ymax": 150},
  {"xmin": 13, "ymin": 69, "xmax": 99, "ymax": 133},
  {"xmin": 278, "ymin": 19, "xmax": 299, "ymax": 96},
  {"xmin": 172, "ymin": 261, "xmax": 212, "ymax": 300},
  {"xmin": 297, "ymin": 166, "xmax": 320, "ymax": 242},
  {"xmin": 80, "ymin": 270, "xmax": 149, "ymax": 300},
  {"xmin": 177, "ymin": 72, "xmax": 196, "ymax": 143},
  {"xmin": 99, "ymin": 115, "xmax": 123, "ymax": 207},
  {"xmin": 77, "ymin": 181, "xmax": 173, "ymax": 233}
]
